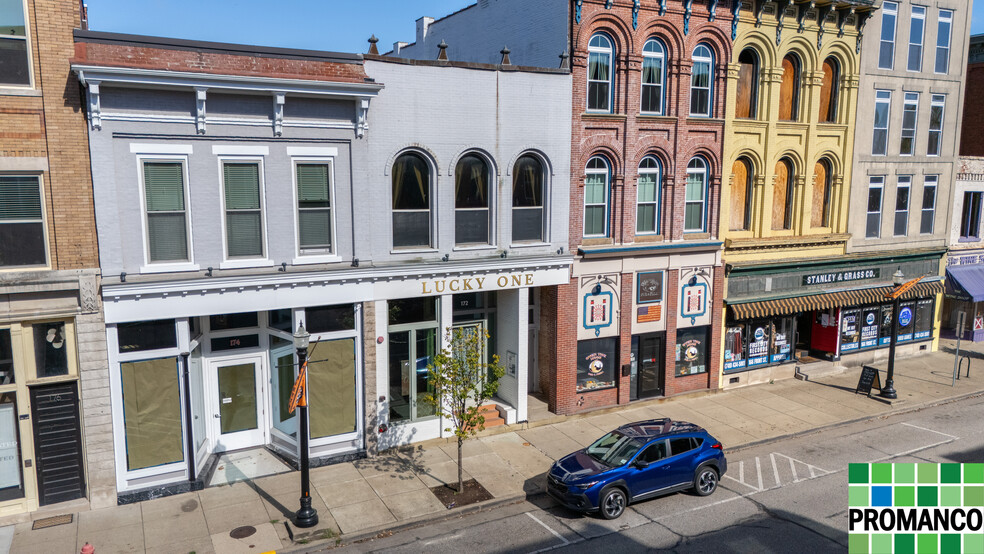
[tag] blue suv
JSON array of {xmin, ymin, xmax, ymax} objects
[{"xmin": 546, "ymin": 419, "xmax": 727, "ymax": 519}]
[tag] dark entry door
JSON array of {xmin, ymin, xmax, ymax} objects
[
  {"xmin": 637, "ymin": 333, "xmax": 664, "ymax": 399},
  {"xmin": 30, "ymin": 382, "xmax": 86, "ymax": 505}
]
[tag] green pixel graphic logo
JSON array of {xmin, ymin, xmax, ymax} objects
[{"xmin": 848, "ymin": 463, "xmax": 984, "ymax": 554}]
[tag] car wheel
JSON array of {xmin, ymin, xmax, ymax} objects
[
  {"xmin": 694, "ymin": 466, "xmax": 718, "ymax": 496},
  {"xmin": 599, "ymin": 487, "xmax": 627, "ymax": 520}
]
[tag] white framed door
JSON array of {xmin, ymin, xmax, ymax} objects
[{"xmin": 206, "ymin": 353, "xmax": 267, "ymax": 452}]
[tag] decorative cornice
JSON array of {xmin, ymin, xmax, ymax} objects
[
  {"xmin": 633, "ymin": 0, "xmax": 641, "ymax": 29},
  {"xmin": 683, "ymin": 0, "xmax": 694, "ymax": 35},
  {"xmin": 816, "ymin": 4, "xmax": 832, "ymax": 48},
  {"xmin": 731, "ymin": 0, "xmax": 742, "ymax": 40},
  {"xmin": 856, "ymin": 11, "xmax": 871, "ymax": 54},
  {"xmin": 776, "ymin": 0, "xmax": 793, "ymax": 45},
  {"xmin": 709, "ymin": 0, "xmax": 719, "ymax": 21},
  {"xmin": 797, "ymin": 1, "xmax": 815, "ymax": 33},
  {"xmin": 837, "ymin": 6, "xmax": 855, "ymax": 37},
  {"xmin": 725, "ymin": 233, "xmax": 850, "ymax": 252}
]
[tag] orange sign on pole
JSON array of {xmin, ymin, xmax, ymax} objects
[
  {"xmin": 288, "ymin": 360, "xmax": 307, "ymax": 413},
  {"xmin": 886, "ymin": 276, "xmax": 924, "ymax": 300}
]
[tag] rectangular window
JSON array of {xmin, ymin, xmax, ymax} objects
[
  {"xmin": 306, "ymin": 304, "xmax": 356, "ymax": 334},
  {"xmin": 684, "ymin": 166, "xmax": 707, "ymax": 232},
  {"xmin": 577, "ymin": 337, "xmax": 618, "ymax": 391},
  {"xmin": 0, "ymin": 392, "xmax": 24, "ymax": 501},
  {"xmin": 587, "ymin": 50, "xmax": 611, "ymax": 112},
  {"xmin": 142, "ymin": 162, "xmax": 189, "ymax": 263},
  {"xmin": 675, "ymin": 326, "xmax": 709, "ymax": 377},
  {"xmin": 894, "ymin": 175, "xmax": 911, "ymax": 237},
  {"xmin": 0, "ymin": 0, "xmax": 30, "ymax": 86},
  {"xmin": 120, "ymin": 357, "xmax": 183, "ymax": 471},
  {"xmin": 920, "ymin": 175, "xmax": 937, "ymax": 234},
  {"xmin": 900, "ymin": 92, "xmax": 918, "ymax": 156},
  {"xmin": 117, "ymin": 320, "xmax": 178, "ymax": 353},
  {"xmin": 636, "ymin": 167, "xmax": 660, "ymax": 234},
  {"xmin": 308, "ymin": 338, "xmax": 357, "ymax": 438},
  {"xmin": 907, "ymin": 6, "xmax": 925, "ymax": 72},
  {"xmin": 0, "ymin": 175, "xmax": 46, "ymax": 267},
  {"xmin": 33, "ymin": 321, "xmax": 69, "ymax": 378},
  {"xmin": 879, "ymin": 2, "xmax": 898, "ymax": 69},
  {"xmin": 222, "ymin": 162, "xmax": 265, "ymax": 258},
  {"xmin": 960, "ymin": 191, "xmax": 983, "ymax": 239},
  {"xmin": 927, "ymin": 94, "xmax": 945, "ymax": 156},
  {"xmin": 584, "ymin": 171, "xmax": 609, "ymax": 237},
  {"xmin": 0, "ymin": 330, "xmax": 13, "ymax": 386},
  {"xmin": 866, "ymin": 176, "xmax": 884, "ymax": 238},
  {"xmin": 295, "ymin": 162, "xmax": 332, "ymax": 254},
  {"xmin": 872, "ymin": 91, "xmax": 891, "ymax": 156},
  {"xmin": 936, "ymin": 10, "xmax": 952, "ymax": 74}
]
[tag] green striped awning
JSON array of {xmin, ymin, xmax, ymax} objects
[{"xmin": 728, "ymin": 279, "xmax": 943, "ymax": 320}]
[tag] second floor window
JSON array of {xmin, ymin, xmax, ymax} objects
[
  {"xmin": 0, "ymin": 0, "xmax": 30, "ymax": 86},
  {"xmin": 811, "ymin": 159, "xmax": 833, "ymax": 228},
  {"xmin": 584, "ymin": 157, "xmax": 610, "ymax": 238},
  {"xmin": 772, "ymin": 158, "xmax": 793, "ymax": 230},
  {"xmin": 735, "ymin": 49, "xmax": 759, "ymax": 119},
  {"xmin": 392, "ymin": 152, "xmax": 431, "ymax": 249},
  {"xmin": 873, "ymin": 90, "xmax": 891, "ymax": 156},
  {"xmin": 587, "ymin": 34, "xmax": 613, "ymax": 112},
  {"xmin": 779, "ymin": 54, "xmax": 800, "ymax": 121},
  {"xmin": 296, "ymin": 162, "xmax": 333, "ymax": 254},
  {"xmin": 690, "ymin": 45, "xmax": 713, "ymax": 117},
  {"xmin": 866, "ymin": 177, "xmax": 884, "ymax": 239},
  {"xmin": 928, "ymin": 94, "xmax": 945, "ymax": 156},
  {"xmin": 641, "ymin": 39, "xmax": 666, "ymax": 114},
  {"xmin": 222, "ymin": 162, "xmax": 265, "ymax": 259},
  {"xmin": 900, "ymin": 92, "xmax": 919, "ymax": 156},
  {"xmin": 512, "ymin": 155, "xmax": 545, "ymax": 243},
  {"xmin": 455, "ymin": 154, "xmax": 491, "ymax": 245},
  {"xmin": 684, "ymin": 157, "xmax": 708, "ymax": 232},
  {"xmin": 935, "ymin": 10, "xmax": 952, "ymax": 74},
  {"xmin": 921, "ymin": 176, "xmax": 937, "ymax": 234},
  {"xmin": 818, "ymin": 57, "xmax": 839, "ymax": 123},
  {"xmin": 879, "ymin": 2, "xmax": 898, "ymax": 69},
  {"xmin": 142, "ymin": 162, "xmax": 190, "ymax": 263},
  {"xmin": 907, "ymin": 5, "xmax": 925, "ymax": 72},
  {"xmin": 636, "ymin": 157, "xmax": 661, "ymax": 234},
  {"xmin": 731, "ymin": 157, "xmax": 753, "ymax": 231},
  {"xmin": 0, "ymin": 175, "xmax": 46, "ymax": 267},
  {"xmin": 894, "ymin": 175, "xmax": 911, "ymax": 236},
  {"xmin": 960, "ymin": 191, "xmax": 983, "ymax": 240}
]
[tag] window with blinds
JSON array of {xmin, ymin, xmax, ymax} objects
[
  {"xmin": 0, "ymin": 175, "xmax": 46, "ymax": 267},
  {"xmin": 295, "ymin": 163, "xmax": 332, "ymax": 253},
  {"xmin": 143, "ymin": 162, "xmax": 189, "ymax": 263},
  {"xmin": 222, "ymin": 162, "xmax": 264, "ymax": 258}
]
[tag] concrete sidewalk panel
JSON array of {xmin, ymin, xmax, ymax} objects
[
  {"xmin": 202, "ymin": 498, "xmax": 269, "ymax": 536},
  {"xmin": 78, "ymin": 502, "xmax": 142, "ymax": 533},
  {"xmin": 330, "ymin": 498, "xmax": 397, "ymax": 534},
  {"xmin": 77, "ymin": 522, "xmax": 144, "ymax": 554},
  {"xmin": 142, "ymin": 510, "xmax": 209, "ymax": 547},
  {"xmin": 310, "ymin": 462, "xmax": 363, "ymax": 487},
  {"xmin": 316, "ymin": 477, "xmax": 379, "ymax": 509},
  {"xmin": 145, "ymin": 535, "xmax": 215, "ymax": 554},
  {"xmin": 412, "ymin": 460, "xmax": 474, "ymax": 488},
  {"xmin": 380, "ymin": 488, "xmax": 446, "ymax": 520},
  {"xmin": 198, "ymin": 481, "xmax": 262, "ymax": 512},
  {"xmin": 439, "ymin": 438, "xmax": 494, "ymax": 460},
  {"xmin": 210, "ymin": 521, "xmax": 283, "ymax": 553},
  {"xmin": 354, "ymin": 455, "xmax": 414, "ymax": 479},
  {"xmin": 365, "ymin": 472, "xmax": 428, "ymax": 497},
  {"xmin": 10, "ymin": 520, "xmax": 77, "ymax": 554}
]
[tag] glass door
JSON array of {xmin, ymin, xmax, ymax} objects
[
  {"xmin": 453, "ymin": 321, "xmax": 488, "ymax": 402},
  {"xmin": 269, "ymin": 341, "xmax": 297, "ymax": 440},
  {"xmin": 207, "ymin": 354, "xmax": 266, "ymax": 452},
  {"xmin": 388, "ymin": 328, "xmax": 437, "ymax": 423},
  {"xmin": 637, "ymin": 333, "xmax": 663, "ymax": 399}
]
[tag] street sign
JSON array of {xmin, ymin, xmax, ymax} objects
[
  {"xmin": 288, "ymin": 361, "xmax": 307, "ymax": 413},
  {"xmin": 885, "ymin": 276, "xmax": 924, "ymax": 300}
]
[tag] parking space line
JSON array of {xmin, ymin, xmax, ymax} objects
[
  {"xmin": 770, "ymin": 453, "xmax": 781, "ymax": 486},
  {"xmin": 527, "ymin": 512, "xmax": 569, "ymax": 546},
  {"xmin": 901, "ymin": 421, "xmax": 959, "ymax": 440}
]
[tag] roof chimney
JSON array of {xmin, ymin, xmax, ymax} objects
[
  {"xmin": 393, "ymin": 41, "xmax": 408, "ymax": 55},
  {"xmin": 416, "ymin": 16, "xmax": 435, "ymax": 44}
]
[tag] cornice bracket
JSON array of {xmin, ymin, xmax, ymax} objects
[
  {"xmin": 731, "ymin": 0, "xmax": 742, "ymax": 39},
  {"xmin": 683, "ymin": 0, "xmax": 694, "ymax": 35},
  {"xmin": 856, "ymin": 11, "xmax": 871, "ymax": 54},
  {"xmin": 816, "ymin": 5, "xmax": 831, "ymax": 49},
  {"xmin": 273, "ymin": 92, "xmax": 285, "ymax": 137},
  {"xmin": 195, "ymin": 87, "xmax": 207, "ymax": 134},
  {"xmin": 709, "ymin": 0, "xmax": 719, "ymax": 21},
  {"xmin": 837, "ymin": 6, "xmax": 855, "ymax": 37},
  {"xmin": 575, "ymin": 0, "xmax": 583, "ymax": 23},
  {"xmin": 776, "ymin": 0, "xmax": 792, "ymax": 45},
  {"xmin": 633, "ymin": 0, "xmax": 641, "ymax": 28},
  {"xmin": 86, "ymin": 81, "xmax": 101, "ymax": 130},
  {"xmin": 797, "ymin": 1, "xmax": 815, "ymax": 33}
]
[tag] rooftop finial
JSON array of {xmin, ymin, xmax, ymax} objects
[
  {"xmin": 559, "ymin": 49, "xmax": 570, "ymax": 69},
  {"xmin": 437, "ymin": 39, "xmax": 448, "ymax": 61},
  {"xmin": 500, "ymin": 46, "xmax": 511, "ymax": 65},
  {"xmin": 368, "ymin": 35, "xmax": 379, "ymax": 55}
]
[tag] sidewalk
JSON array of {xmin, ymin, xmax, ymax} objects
[{"xmin": 6, "ymin": 339, "xmax": 982, "ymax": 554}]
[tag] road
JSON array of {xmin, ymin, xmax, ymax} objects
[{"xmin": 328, "ymin": 394, "xmax": 984, "ymax": 553}]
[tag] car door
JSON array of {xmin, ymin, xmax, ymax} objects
[
  {"xmin": 627, "ymin": 439, "xmax": 669, "ymax": 497},
  {"xmin": 665, "ymin": 437, "xmax": 700, "ymax": 486}
]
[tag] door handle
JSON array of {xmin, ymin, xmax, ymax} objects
[{"xmin": 214, "ymin": 414, "xmax": 220, "ymax": 419}]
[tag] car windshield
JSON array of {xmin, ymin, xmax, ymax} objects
[{"xmin": 585, "ymin": 431, "xmax": 644, "ymax": 467}]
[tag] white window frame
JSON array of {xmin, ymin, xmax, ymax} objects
[
  {"xmin": 872, "ymin": 90, "xmax": 892, "ymax": 156},
  {"xmin": 218, "ymin": 156, "xmax": 272, "ymax": 269},
  {"xmin": 136, "ymin": 155, "xmax": 198, "ymax": 274},
  {"xmin": 453, "ymin": 151, "xmax": 497, "ymax": 249},
  {"xmin": 866, "ymin": 176, "xmax": 885, "ymax": 239},
  {"xmin": 690, "ymin": 44, "xmax": 714, "ymax": 117},
  {"xmin": 583, "ymin": 157, "xmax": 610, "ymax": 239},
  {"xmin": 587, "ymin": 34, "xmax": 614, "ymax": 113},
  {"xmin": 927, "ymin": 94, "xmax": 945, "ymax": 157},
  {"xmin": 920, "ymin": 175, "xmax": 937, "ymax": 235},
  {"xmin": 509, "ymin": 152, "xmax": 550, "ymax": 247},
  {"xmin": 935, "ymin": 10, "xmax": 952, "ymax": 74},
  {"xmin": 291, "ymin": 156, "xmax": 339, "ymax": 265},
  {"xmin": 0, "ymin": 174, "xmax": 49, "ymax": 270},
  {"xmin": 907, "ymin": 5, "xmax": 926, "ymax": 72},
  {"xmin": 894, "ymin": 175, "xmax": 911, "ymax": 237},
  {"xmin": 636, "ymin": 156, "xmax": 662, "ymax": 235},
  {"xmin": 685, "ymin": 158, "xmax": 708, "ymax": 233},
  {"xmin": 390, "ymin": 151, "xmax": 436, "ymax": 253},
  {"xmin": 640, "ymin": 39, "xmax": 666, "ymax": 115},
  {"xmin": 879, "ymin": 2, "xmax": 898, "ymax": 70},
  {"xmin": 0, "ymin": 0, "xmax": 35, "ymax": 90},
  {"xmin": 900, "ymin": 92, "xmax": 919, "ymax": 156}
]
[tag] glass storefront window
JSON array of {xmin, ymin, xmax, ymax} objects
[
  {"xmin": 675, "ymin": 326, "xmax": 709, "ymax": 377},
  {"xmin": 879, "ymin": 305, "xmax": 893, "ymax": 347},
  {"xmin": 577, "ymin": 337, "xmax": 618, "ymax": 391},
  {"xmin": 308, "ymin": 338, "xmax": 357, "ymax": 438},
  {"xmin": 270, "ymin": 335, "xmax": 296, "ymax": 438},
  {"xmin": 841, "ymin": 309, "xmax": 861, "ymax": 352},
  {"xmin": 860, "ymin": 306, "xmax": 880, "ymax": 349},
  {"xmin": 0, "ymin": 392, "xmax": 24, "ymax": 502},
  {"xmin": 389, "ymin": 298, "xmax": 437, "ymax": 326},
  {"xmin": 120, "ymin": 357, "xmax": 183, "ymax": 470},
  {"xmin": 0, "ymin": 330, "xmax": 13, "ymax": 385},
  {"xmin": 724, "ymin": 325, "xmax": 746, "ymax": 371},
  {"xmin": 306, "ymin": 304, "xmax": 356, "ymax": 334},
  {"xmin": 914, "ymin": 298, "xmax": 934, "ymax": 340},
  {"xmin": 898, "ymin": 301, "xmax": 916, "ymax": 342},
  {"xmin": 188, "ymin": 346, "xmax": 207, "ymax": 451},
  {"xmin": 747, "ymin": 319, "xmax": 771, "ymax": 366},
  {"xmin": 267, "ymin": 309, "xmax": 292, "ymax": 333},
  {"xmin": 33, "ymin": 322, "xmax": 68, "ymax": 378},
  {"xmin": 209, "ymin": 312, "xmax": 258, "ymax": 331},
  {"xmin": 387, "ymin": 328, "xmax": 437, "ymax": 422},
  {"xmin": 117, "ymin": 319, "xmax": 177, "ymax": 353},
  {"xmin": 771, "ymin": 318, "xmax": 792, "ymax": 363}
]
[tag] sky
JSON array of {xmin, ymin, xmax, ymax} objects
[{"xmin": 87, "ymin": 0, "xmax": 984, "ymax": 53}]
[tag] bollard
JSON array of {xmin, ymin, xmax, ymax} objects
[{"xmin": 80, "ymin": 543, "xmax": 94, "ymax": 554}]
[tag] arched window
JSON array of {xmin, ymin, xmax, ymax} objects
[
  {"xmin": 772, "ymin": 158, "xmax": 794, "ymax": 230},
  {"xmin": 512, "ymin": 155, "xmax": 545, "ymax": 243},
  {"xmin": 818, "ymin": 57, "xmax": 839, "ymax": 123},
  {"xmin": 779, "ymin": 54, "xmax": 801, "ymax": 121},
  {"xmin": 392, "ymin": 152, "xmax": 431, "ymax": 248},
  {"xmin": 735, "ymin": 49, "xmax": 759, "ymax": 119},
  {"xmin": 455, "ymin": 153, "xmax": 492, "ymax": 245},
  {"xmin": 685, "ymin": 157, "xmax": 708, "ymax": 232},
  {"xmin": 636, "ymin": 156, "xmax": 662, "ymax": 234},
  {"xmin": 587, "ymin": 34, "xmax": 614, "ymax": 112},
  {"xmin": 811, "ymin": 159, "xmax": 833, "ymax": 227},
  {"xmin": 690, "ymin": 44, "xmax": 714, "ymax": 117},
  {"xmin": 584, "ymin": 156, "xmax": 610, "ymax": 238},
  {"xmin": 641, "ymin": 39, "xmax": 666, "ymax": 114},
  {"xmin": 731, "ymin": 157, "xmax": 753, "ymax": 231}
]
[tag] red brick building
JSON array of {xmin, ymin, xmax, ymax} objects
[{"xmin": 960, "ymin": 34, "xmax": 984, "ymax": 157}]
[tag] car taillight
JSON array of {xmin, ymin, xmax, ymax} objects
[{"xmin": 710, "ymin": 443, "xmax": 723, "ymax": 450}]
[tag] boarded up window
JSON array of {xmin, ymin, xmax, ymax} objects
[
  {"xmin": 731, "ymin": 158, "xmax": 752, "ymax": 230},
  {"xmin": 735, "ymin": 50, "xmax": 758, "ymax": 119},
  {"xmin": 779, "ymin": 56, "xmax": 799, "ymax": 121},
  {"xmin": 812, "ymin": 160, "xmax": 832, "ymax": 227},
  {"xmin": 772, "ymin": 159, "xmax": 793, "ymax": 230},
  {"xmin": 308, "ymin": 338, "xmax": 357, "ymax": 439},
  {"xmin": 121, "ymin": 357, "xmax": 183, "ymax": 471},
  {"xmin": 818, "ymin": 58, "xmax": 838, "ymax": 123}
]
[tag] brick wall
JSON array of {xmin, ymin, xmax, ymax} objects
[{"xmin": 961, "ymin": 64, "xmax": 984, "ymax": 157}]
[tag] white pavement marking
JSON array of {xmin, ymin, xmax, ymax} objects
[
  {"xmin": 770, "ymin": 453, "xmax": 781, "ymax": 487},
  {"xmin": 527, "ymin": 512, "xmax": 569, "ymax": 546},
  {"xmin": 901, "ymin": 421, "xmax": 959, "ymax": 440}
]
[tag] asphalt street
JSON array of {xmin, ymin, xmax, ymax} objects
[{"xmin": 327, "ymin": 393, "xmax": 984, "ymax": 553}]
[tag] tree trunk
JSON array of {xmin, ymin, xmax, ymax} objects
[{"xmin": 457, "ymin": 435, "xmax": 464, "ymax": 494}]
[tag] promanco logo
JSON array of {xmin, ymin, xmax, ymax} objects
[{"xmin": 848, "ymin": 463, "xmax": 984, "ymax": 553}]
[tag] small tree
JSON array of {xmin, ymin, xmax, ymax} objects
[{"xmin": 422, "ymin": 326, "xmax": 506, "ymax": 493}]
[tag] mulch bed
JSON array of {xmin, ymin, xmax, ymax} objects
[{"xmin": 430, "ymin": 479, "xmax": 494, "ymax": 509}]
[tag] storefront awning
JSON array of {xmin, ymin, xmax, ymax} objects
[
  {"xmin": 946, "ymin": 265, "xmax": 984, "ymax": 302},
  {"xmin": 728, "ymin": 279, "xmax": 944, "ymax": 320}
]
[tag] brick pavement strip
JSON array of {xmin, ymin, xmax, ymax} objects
[{"xmin": 6, "ymin": 340, "xmax": 983, "ymax": 553}]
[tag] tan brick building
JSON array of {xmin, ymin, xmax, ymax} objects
[{"xmin": 0, "ymin": 0, "xmax": 113, "ymax": 520}]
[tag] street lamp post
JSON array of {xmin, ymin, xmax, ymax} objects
[
  {"xmin": 293, "ymin": 323, "xmax": 318, "ymax": 528},
  {"xmin": 881, "ymin": 268, "xmax": 904, "ymax": 400}
]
